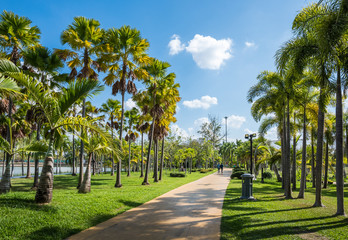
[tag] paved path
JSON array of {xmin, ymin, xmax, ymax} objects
[{"xmin": 68, "ymin": 169, "xmax": 232, "ymax": 240}]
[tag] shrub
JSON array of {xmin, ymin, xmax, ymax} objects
[
  {"xmin": 191, "ymin": 169, "xmax": 197, "ymax": 172},
  {"xmin": 262, "ymin": 171, "xmax": 272, "ymax": 179},
  {"xmin": 170, "ymin": 173, "xmax": 186, "ymax": 177},
  {"xmin": 231, "ymin": 171, "xmax": 245, "ymax": 179},
  {"xmin": 200, "ymin": 169, "xmax": 210, "ymax": 173},
  {"xmin": 328, "ymin": 180, "xmax": 334, "ymax": 185},
  {"xmin": 233, "ymin": 167, "xmax": 246, "ymax": 172}
]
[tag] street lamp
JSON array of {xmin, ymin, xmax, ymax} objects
[
  {"xmin": 245, "ymin": 133, "xmax": 256, "ymax": 175},
  {"xmin": 224, "ymin": 116, "xmax": 228, "ymax": 143}
]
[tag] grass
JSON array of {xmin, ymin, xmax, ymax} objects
[
  {"xmin": 0, "ymin": 170, "xmax": 213, "ymax": 240},
  {"xmin": 221, "ymin": 178, "xmax": 348, "ymax": 240}
]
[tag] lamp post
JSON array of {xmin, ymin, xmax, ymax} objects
[
  {"xmin": 224, "ymin": 116, "xmax": 228, "ymax": 143},
  {"xmin": 245, "ymin": 133, "xmax": 256, "ymax": 175}
]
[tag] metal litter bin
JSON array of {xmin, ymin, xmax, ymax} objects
[{"xmin": 240, "ymin": 173, "xmax": 255, "ymax": 200}]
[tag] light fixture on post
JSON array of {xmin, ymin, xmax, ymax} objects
[{"xmin": 245, "ymin": 133, "xmax": 256, "ymax": 175}]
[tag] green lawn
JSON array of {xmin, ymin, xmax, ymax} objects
[
  {"xmin": 221, "ymin": 178, "xmax": 348, "ymax": 240},
  {"xmin": 0, "ymin": 170, "xmax": 213, "ymax": 240}
]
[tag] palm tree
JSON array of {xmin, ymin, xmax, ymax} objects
[
  {"xmin": 103, "ymin": 25, "xmax": 151, "ymax": 187},
  {"xmin": 9, "ymin": 70, "xmax": 105, "ymax": 203},
  {"xmin": 136, "ymin": 60, "xmax": 178, "ymax": 184},
  {"xmin": 56, "ymin": 16, "xmax": 105, "ymax": 188},
  {"xmin": 124, "ymin": 107, "xmax": 140, "ymax": 177},
  {"xmin": 78, "ymin": 133, "xmax": 120, "ymax": 193},
  {"xmin": 100, "ymin": 98, "xmax": 121, "ymax": 176},
  {"xmin": 0, "ymin": 11, "xmax": 40, "ymax": 191}
]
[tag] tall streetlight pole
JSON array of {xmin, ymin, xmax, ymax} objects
[
  {"xmin": 245, "ymin": 133, "xmax": 256, "ymax": 175},
  {"xmin": 224, "ymin": 116, "xmax": 228, "ymax": 143}
]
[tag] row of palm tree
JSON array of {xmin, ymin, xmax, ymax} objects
[
  {"xmin": 0, "ymin": 11, "xmax": 180, "ymax": 204},
  {"xmin": 248, "ymin": 0, "xmax": 348, "ymax": 216}
]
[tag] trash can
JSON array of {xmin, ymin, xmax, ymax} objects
[{"xmin": 240, "ymin": 173, "xmax": 255, "ymax": 200}]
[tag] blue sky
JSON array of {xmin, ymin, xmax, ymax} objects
[{"xmin": 3, "ymin": 0, "xmax": 312, "ymax": 141}]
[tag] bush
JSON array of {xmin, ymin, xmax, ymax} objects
[
  {"xmin": 170, "ymin": 173, "xmax": 186, "ymax": 177},
  {"xmin": 233, "ymin": 167, "xmax": 246, "ymax": 172},
  {"xmin": 262, "ymin": 171, "xmax": 272, "ymax": 179},
  {"xmin": 328, "ymin": 180, "xmax": 334, "ymax": 185},
  {"xmin": 191, "ymin": 169, "xmax": 197, "ymax": 172},
  {"xmin": 231, "ymin": 171, "xmax": 245, "ymax": 179},
  {"xmin": 200, "ymin": 169, "xmax": 210, "ymax": 173}
]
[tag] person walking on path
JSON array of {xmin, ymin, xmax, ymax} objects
[
  {"xmin": 220, "ymin": 163, "xmax": 224, "ymax": 174},
  {"xmin": 217, "ymin": 163, "xmax": 221, "ymax": 174}
]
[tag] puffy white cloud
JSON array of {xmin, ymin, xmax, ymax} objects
[
  {"xmin": 265, "ymin": 127, "xmax": 278, "ymax": 140},
  {"xmin": 186, "ymin": 34, "xmax": 233, "ymax": 70},
  {"xmin": 244, "ymin": 128, "xmax": 256, "ymax": 134},
  {"xmin": 168, "ymin": 34, "xmax": 185, "ymax": 55},
  {"xmin": 170, "ymin": 124, "xmax": 189, "ymax": 139},
  {"xmin": 245, "ymin": 41, "xmax": 256, "ymax": 48},
  {"xmin": 225, "ymin": 115, "xmax": 246, "ymax": 129},
  {"xmin": 183, "ymin": 95, "xmax": 218, "ymax": 109},
  {"xmin": 125, "ymin": 98, "xmax": 137, "ymax": 110},
  {"xmin": 194, "ymin": 117, "xmax": 209, "ymax": 127}
]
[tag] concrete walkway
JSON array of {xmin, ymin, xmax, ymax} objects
[{"xmin": 68, "ymin": 169, "xmax": 232, "ymax": 240}]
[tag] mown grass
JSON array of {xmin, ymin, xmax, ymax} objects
[
  {"xmin": 0, "ymin": 170, "xmax": 213, "ymax": 240},
  {"xmin": 221, "ymin": 178, "xmax": 348, "ymax": 240}
]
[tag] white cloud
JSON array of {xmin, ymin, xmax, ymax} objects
[
  {"xmin": 183, "ymin": 95, "xmax": 218, "ymax": 109},
  {"xmin": 225, "ymin": 115, "xmax": 246, "ymax": 129},
  {"xmin": 125, "ymin": 98, "xmax": 137, "ymax": 110},
  {"xmin": 168, "ymin": 34, "xmax": 185, "ymax": 55},
  {"xmin": 194, "ymin": 117, "xmax": 209, "ymax": 127},
  {"xmin": 244, "ymin": 128, "xmax": 256, "ymax": 134},
  {"xmin": 185, "ymin": 34, "xmax": 233, "ymax": 70},
  {"xmin": 245, "ymin": 41, "xmax": 256, "ymax": 48},
  {"xmin": 170, "ymin": 124, "xmax": 189, "ymax": 139},
  {"xmin": 265, "ymin": 127, "xmax": 278, "ymax": 140}
]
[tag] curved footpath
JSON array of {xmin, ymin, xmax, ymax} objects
[{"xmin": 68, "ymin": 168, "xmax": 232, "ymax": 240}]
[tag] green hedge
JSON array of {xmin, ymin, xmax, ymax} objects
[
  {"xmin": 231, "ymin": 171, "xmax": 245, "ymax": 179},
  {"xmin": 262, "ymin": 171, "xmax": 272, "ymax": 179},
  {"xmin": 170, "ymin": 173, "xmax": 186, "ymax": 177}
]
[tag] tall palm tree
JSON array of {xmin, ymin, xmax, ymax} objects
[
  {"xmin": 103, "ymin": 25, "xmax": 151, "ymax": 187},
  {"xmin": 124, "ymin": 107, "xmax": 139, "ymax": 177},
  {"xmin": 100, "ymin": 98, "xmax": 121, "ymax": 176},
  {"xmin": 0, "ymin": 59, "xmax": 22, "ymax": 194},
  {"xmin": 78, "ymin": 133, "xmax": 120, "ymax": 193},
  {"xmin": 9, "ymin": 71, "xmax": 105, "ymax": 203},
  {"xmin": 56, "ymin": 16, "xmax": 105, "ymax": 188},
  {"xmin": 0, "ymin": 11, "xmax": 40, "ymax": 192}
]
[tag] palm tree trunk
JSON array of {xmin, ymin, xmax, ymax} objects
[
  {"xmin": 72, "ymin": 133, "xmax": 76, "ymax": 176},
  {"xmin": 111, "ymin": 116, "xmax": 115, "ymax": 176},
  {"xmin": 79, "ymin": 153, "xmax": 93, "ymax": 193},
  {"xmin": 115, "ymin": 93, "xmax": 125, "ymax": 188},
  {"xmin": 323, "ymin": 140, "xmax": 329, "ymax": 189},
  {"xmin": 311, "ymin": 130, "xmax": 316, "ymax": 188},
  {"xmin": 143, "ymin": 119, "xmax": 155, "ymax": 185},
  {"xmin": 298, "ymin": 107, "xmax": 307, "ymax": 198},
  {"xmin": 313, "ymin": 86, "xmax": 325, "ymax": 207},
  {"xmin": 32, "ymin": 122, "xmax": 41, "ymax": 189},
  {"xmin": 35, "ymin": 133, "xmax": 55, "ymax": 204},
  {"xmin": 2, "ymin": 152, "xmax": 5, "ymax": 175},
  {"xmin": 0, "ymin": 152, "xmax": 13, "ymax": 194},
  {"xmin": 92, "ymin": 153, "xmax": 95, "ymax": 176},
  {"xmin": 281, "ymin": 110, "xmax": 285, "ymax": 189},
  {"xmin": 335, "ymin": 65, "xmax": 345, "ymax": 215},
  {"xmin": 77, "ymin": 98, "xmax": 86, "ymax": 188},
  {"xmin": 273, "ymin": 163, "xmax": 282, "ymax": 182},
  {"xmin": 154, "ymin": 140, "xmax": 159, "ymax": 182},
  {"xmin": 127, "ymin": 139, "xmax": 131, "ymax": 177},
  {"xmin": 26, "ymin": 153, "xmax": 31, "ymax": 178},
  {"xmin": 159, "ymin": 137, "xmax": 165, "ymax": 180},
  {"xmin": 21, "ymin": 152, "xmax": 24, "ymax": 176},
  {"xmin": 284, "ymin": 96, "xmax": 292, "ymax": 199},
  {"xmin": 140, "ymin": 132, "xmax": 144, "ymax": 177},
  {"xmin": 292, "ymin": 132, "xmax": 297, "ymax": 190}
]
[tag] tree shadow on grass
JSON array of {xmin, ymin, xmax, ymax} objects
[
  {"xmin": 0, "ymin": 197, "xmax": 57, "ymax": 212},
  {"xmin": 25, "ymin": 226, "xmax": 81, "ymax": 240}
]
